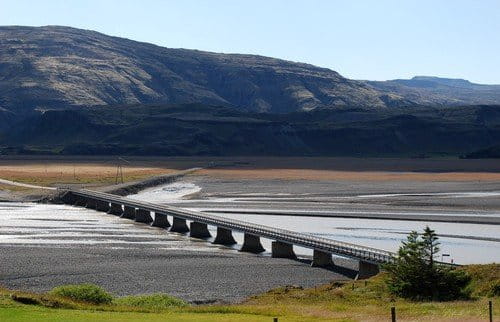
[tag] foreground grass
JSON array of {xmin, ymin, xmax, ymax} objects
[
  {"xmin": 239, "ymin": 268, "xmax": 500, "ymax": 321},
  {"xmin": 0, "ymin": 266, "xmax": 498, "ymax": 321},
  {"xmin": 0, "ymin": 307, "xmax": 286, "ymax": 322}
]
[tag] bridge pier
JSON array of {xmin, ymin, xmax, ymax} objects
[
  {"xmin": 108, "ymin": 203, "xmax": 123, "ymax": 216},
  {"xmin": 240, "ymin": 233, "xmax": 265, "ymax": 253},
  {"xmin": 213, "ymin": 227, "xmax": 237, "ymax": 245},
  {"xmin": 152, "ymin": 212, "xmax": 170, "ymax": 228},
  {"xmin": 271, "ymin": 241, "xmax": 297, "ymax": 259},
  {"xmin": 190, "ymin": 222, "xmax": 211, "ymax": 238},
  {"xmin": 135, "ymin": 209, "xmax": 153, "ymax": 223},
  {"xmin": 61, "ymin": 192, "xmax": 76, "ymax": 205},
  {"xmin": 121, "ymin": 206, "xmax": 136, "ymax": 219},
  {"xmin": 96, "ymin": 200, "xmax": 110, "ymax": 212},
  {"xmin": 85, "ymin": 198, "xmax": 97, "ymax": 210},
  {"xmin": 74, "ymin": 196, "xmax": 87, "ymax": 207},
  {"xmin": 311, "ymin": 250, "xmax": 334, "ymax": 267},
  {"xmin": 357, "ymin": 261, "xmax": 380, "ymax": 279},
  {"xmin": 170, "ymin": 217, "xmax": 189, "ymax": 233}
]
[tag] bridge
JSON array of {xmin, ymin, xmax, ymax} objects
[{"xmin": 60, "ymin": 188, "xmax": 397, "ymax": 279}]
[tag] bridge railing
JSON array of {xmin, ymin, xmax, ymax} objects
[{"xmin": 68, "ymin": 189, "xmax": 396, "ymax": 264}]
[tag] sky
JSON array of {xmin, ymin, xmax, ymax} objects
[{"xmin": 1, "ymin": 0, "xmax": 499, "ymax": 83}]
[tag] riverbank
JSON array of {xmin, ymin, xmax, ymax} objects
[
  {"xmin": 1, "ymin": 264, "xmax": 498, "ymax": 321},
  {"xmin": 0, "ymin": 158, "xmax": 192, "ymax": 201},
  {"xmin": 1, "ymin": 156, "xmax": 499, "ymax": 302},
  {"xmin": 0, "ymin": 202, "xmax": 355, "ymax": 303}
]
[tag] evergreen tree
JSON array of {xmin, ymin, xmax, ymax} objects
[
  {"xmin": 384, "ymin": 226, "xmax": 471, "ymax": 301},
  {"xmin": 422, "ymin": 226, "xmax": 439, "ymax": 267}
]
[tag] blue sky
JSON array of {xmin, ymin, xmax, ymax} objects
[{"xmin": 1, "ymin": 0, "xmax": 499, "ymax": 83}]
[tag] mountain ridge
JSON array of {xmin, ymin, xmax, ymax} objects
[
  {"xmin": 366, "ymin": 76, "xmax": 500, "ymax": 106},
  {"xmin": 1, "ymin": 25, "xmax": 499, "ymax": 121},
  {"xmin": 0, "ymin": 25, "xmax": 402, "ymax": 116}
]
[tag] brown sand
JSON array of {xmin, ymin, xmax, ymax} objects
[
  {"xmin": 198, "ymin": 168, "xmax": 500, "ymax": 181},
  {"xmin": 0, "ymin": 157, "xmax": 499, "ymax": 187}
]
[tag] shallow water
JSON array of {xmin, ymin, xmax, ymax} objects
[
  {"xmin": 129, "ymin": 181, "xmax": 500, "ymax": 264},
  {"xmin": 209, "ymin": 213, "xmax": 500, "ymax": 264},
  {"xmin": 128, "ymin": 182, "xmax": 201, "ymax": 202},
  {"xmin": 1, "ymin": 181, "xmax": 499, "ymax": 265},
  {"xmin": 0, "ymin": 202, "xmax": 221, "ymax": 252}
]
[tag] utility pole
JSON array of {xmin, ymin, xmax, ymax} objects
[{"xmin": 115, "ymin": 156, "xmax": 130, "ymax": 184}]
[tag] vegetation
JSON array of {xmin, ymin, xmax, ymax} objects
[
  {"xmin": 49, "ymin": 284, "xmax": 112, "ymax": 305},
  {"xmin": 384, "ymin": 227, "xmax": 471, "ymax": 301},
  {"xmin": 463, "ymin": 264, "xmax": 500, "ymax": 297},
  {"xmin": 0, "ymin": 163, "xmax": 171, "ymax": 192},
  {"xmin": 113, "ymin": 293, "xmax": 187, "ymax": 310},
  {"xmin": 0, "ymin": 265, "xmax": 498, "ymax": 321}
]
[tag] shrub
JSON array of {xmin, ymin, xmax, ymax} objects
[
  {"xmin": 490, "ymin": 281, "xmax": 500, "ymax": 297},
  {"xmin": 384, "ymin": 227, "xmax": 471, "ymax": 301},
  {"xmin": 114, "ymin": 293, "xmax": 187, "ymax": 310},
  {"xmin": 49, "ymin": 283, "xmax": 112, "ymax": 304}
]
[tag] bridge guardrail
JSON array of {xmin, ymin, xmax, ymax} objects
[{"xmin": 67, "ymin": 189, "xmax": 399, "ymax": 264}]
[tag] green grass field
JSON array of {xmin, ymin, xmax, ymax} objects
[
  {"xmin": 0, "ymin": 307, "xmax": 297, "ymax": 322},
  {"xmin": 1, "ymin": 265, "xmax": 498, "ymax": 321}
]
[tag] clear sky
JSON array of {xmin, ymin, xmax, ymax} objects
[{"xmin": 1, "ymin": 0, "xmax": 499, "ymax": 83}]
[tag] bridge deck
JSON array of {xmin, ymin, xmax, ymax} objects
[{"xmin": 67, "ymin": 189, "xmax": 396, "ymax": 264}]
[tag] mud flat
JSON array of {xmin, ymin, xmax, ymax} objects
[
  {"xmin": 132, "ymin": 171, "xmax": 500, "ymax": 264},
  {"xmin": 0, "ymin": 203, "xmax": 352, "ymax": 303}
]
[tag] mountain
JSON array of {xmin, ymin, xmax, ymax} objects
[
  {"xmin": 2, "ymin": 103, "xmax": 500, "ymax": 157},
  {"xmin": 366, "ymin": 76, "xmax": 500, "ymax": 106},
  {"xmin": 0, "ymin": 25, "xmax": 410, "ymax": 118},
  {"xmin": 1, "ymin": 25, "xmax": 499, "ymax": 157}
]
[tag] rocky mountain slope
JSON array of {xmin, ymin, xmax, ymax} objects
[
  {"xmin": 1, "ymin": 25, "xmax": 499, "ymax": 157},
  {"xmin": 366, "ymin": 76, "xmax": 500, "ymax": 106},
  {"xmin": 0, "ymin": 25, "xmax": 408, "ymax": 117}
]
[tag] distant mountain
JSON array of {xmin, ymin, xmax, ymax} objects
[
  {"xmin": 366, "ymin": 76, "xmax": 500, "ymax": 106},
  {"xmin": 0, "ymin": 25, "xmax": 412, "ymax": 118},
  {"xmin": 2, "ymin": 25, "xmax": 500, "ymax": 157},
  {"xmin": 2, "ymin": 25, "xmax": 498, "ymax": 120},
  {"xmin": 2, "ymin": 103, "xmax": 500, "ymax": 157}
]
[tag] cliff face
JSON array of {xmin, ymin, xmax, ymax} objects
[{"xmin": 0, "ymin": 25, "xmax": 403, "ymax": 116}]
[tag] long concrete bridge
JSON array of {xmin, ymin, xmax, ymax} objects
[{"xmin": 60, "ymin": 189, "xmax": 396, "ymax": 279}]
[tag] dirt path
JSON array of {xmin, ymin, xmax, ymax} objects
[{"xmin": 0, "ymin": 178, "xmax": 56, "ymax": 190}]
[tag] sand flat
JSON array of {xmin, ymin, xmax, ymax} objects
[{"xmin": 197, "ymin": 168, "xmax": 500, "ymax": 181}]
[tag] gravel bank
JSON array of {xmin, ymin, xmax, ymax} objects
[{"xmin": 0, "ymin": 245, "xmax": 353, "ymax": 303}]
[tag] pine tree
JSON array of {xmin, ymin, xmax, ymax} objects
[
  {"xmin": 384, "ymin": 227, "xmax": 471, "ymax": 301},
  {"xmin": 422, "ymin": 226, "xmax": 440, "ymax": 267}
]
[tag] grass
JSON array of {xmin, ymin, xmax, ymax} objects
[
  {"xmin": 113, "ymin": 293, "xmax": 187, "ymax": 310},
  {"xmin": 0, "ymin": 163, "xmax": 174, "ymax": 192},
  {"xmin": 0, "ymin": 264, "xmax": 498, "ymax": 321},
  {"xmin": 0, "ymin": 306, "xmax": 284, "ymax": 322},
  {"xmin": 463, "ymin": 264, "xmax": 500, "ymax": 297},
  {"xmin": 2, "ymin": 172, "xmax": 165, "ymax": 186},
  {"xmin": 239, "ymin": 271, "xmax": 500, "ymax": 321},
  {"xmin": 49, "ymin": 284, "xmax": 113, "ymax": 305}
]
